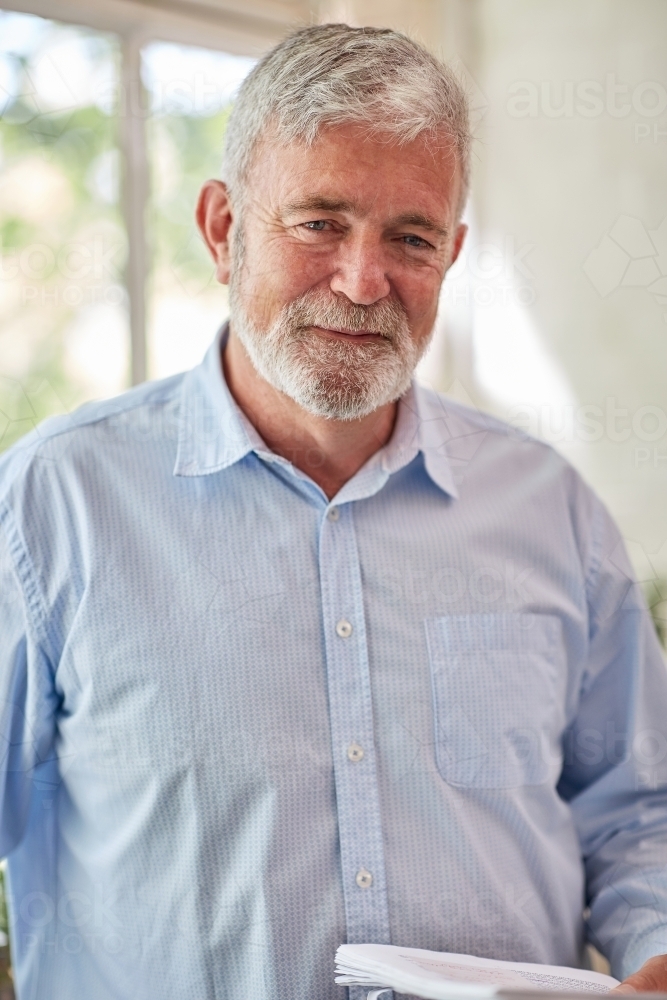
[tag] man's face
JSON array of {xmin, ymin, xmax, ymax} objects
[{"xmin": 211, "ymin": 123, "xmax": 466, "ymax": 419}]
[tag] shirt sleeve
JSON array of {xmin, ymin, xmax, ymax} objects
[
  {"xmin": 0, "ymin": 511, "xmax": 59, "ymax": 858},
  {"xmin": 557, "ymin": 493, "xmax": 667, "ymax": 980}
]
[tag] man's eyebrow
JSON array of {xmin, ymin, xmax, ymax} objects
[
  {"xmin": 388, "ymin": 213, "xmax": 450, "ymax": 239},
  {"xmin": 280, "ymin": 199, "xmax": 450, "ymax": 239},
  {"xmin": 281, "ymin": 196, "xmax": 356, "ymax": 216}
]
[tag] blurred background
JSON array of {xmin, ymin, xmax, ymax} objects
[
  {"xmin": 0, "ymin": 0, "xmax": 665, "ymax": 991},
  {"xmin": 0, "ymin": 0, "xmax": 665, "ymax": 617}
]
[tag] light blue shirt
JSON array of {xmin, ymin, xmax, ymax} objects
[{"xmin": 1, "ymin": 327, "xmax": 667, "ymax": 1000}]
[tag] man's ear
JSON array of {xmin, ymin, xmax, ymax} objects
[
  {"xmin": 449, "ymin": 222, "xmax": 467, "ymax": 268},
  {"xmin": 196, "ymin": 179, "xmax": 234, "ymax": 285}
]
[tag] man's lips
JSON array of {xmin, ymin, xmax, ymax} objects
[{"xmin": 309, "ymin": 325, "xmax": 385, "ymax": 343}]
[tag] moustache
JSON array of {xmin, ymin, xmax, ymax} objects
[{"xmin": 282, "ymin": 290, "xmax": 409, "ymax": 342}]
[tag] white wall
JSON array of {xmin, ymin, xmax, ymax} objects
[{"xmin": 473, "ymin": 0, "xmax": 667, "ymax": 584}]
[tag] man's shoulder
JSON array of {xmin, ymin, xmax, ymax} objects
[
  {"xmin": 417, "ymin": 385, "xmax": 615, "ymax": 570},
  {"xmin": 0, "ymin": 372, "xmax": 186, "ymax": 497},
  {"xmin": 415, "ymin": 381, "xmax": 598, "ymax": 505}
]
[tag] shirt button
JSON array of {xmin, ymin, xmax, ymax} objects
[
  {"xmin": 327, "ymin": 506, "xmax": 340, "ymax": 521},
  {"xmin": 336, "ymin": 619, "xmax": 353, "ymax": 638},
  {"xmin": 356, "ymin": 868, "xmax": 373, "ymax": 889},
  {"xmin": 347, "ymin": 743, "xmax": 364, "ymax": 762}
]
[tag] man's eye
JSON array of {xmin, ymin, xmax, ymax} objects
[
  {"xmin": 304, "ymin": 220, "xmax": 328, "ymax": 231},
  {"xmin": 402, "ymin": 234, "xmax": 430, "ymax": 248}
]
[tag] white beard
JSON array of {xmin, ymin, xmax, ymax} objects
[{"xmin": 228, "ymin": 281, "xmax": 428, "ymax": 421}]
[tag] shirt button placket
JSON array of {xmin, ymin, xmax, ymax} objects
[{"xmin": 318, "ymin": 501, "xmax": 391, "ymax": 949}]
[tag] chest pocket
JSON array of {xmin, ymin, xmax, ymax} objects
[{"xmin": 425, "ymin": 613, "xmax": 565, "ymax": 789}]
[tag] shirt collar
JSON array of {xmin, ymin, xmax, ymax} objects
[
  {"xmin": 174, "ymin": 323, "xmax": 459, "ymax": 499},
  {"xmin": 391, "ymin": 382, "xmax": 459, "ymax": 499},
  {"xmin": 174, "ymin": 324, "xmax": 257, "ymax": 477}
]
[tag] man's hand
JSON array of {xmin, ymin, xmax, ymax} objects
[{"xmin": 612, "ymin": 954, "xmax": 667, "ymax": 993}]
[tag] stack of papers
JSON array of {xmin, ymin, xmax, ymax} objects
[{"xmin": 335, "ymin": 944, "xmax": 620, "ymax": 999}]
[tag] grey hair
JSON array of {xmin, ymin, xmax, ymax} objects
[{"xmin": 221, "ymin": 23, "xmax": 471, "ymax": 218}]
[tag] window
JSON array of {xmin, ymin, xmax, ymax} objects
[
  {"xmin": 0, "ymin": 0, "xmax": 279, "ymax": 452},
  {"xmin": 143, "ymin": 41, "xmax": 254, "ymax": 379},
  {"xmin": 0, "ymin": 12, "xmax": 127, "ymax": 450}
]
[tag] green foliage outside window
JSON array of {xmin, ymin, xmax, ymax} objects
[
  {"xmin": 0, "ymin": 15, "xmax": 126, "ymax": 452},
  {"xmin": 0, "ymin": 864, "xmax": 13, "ymax": 997}
]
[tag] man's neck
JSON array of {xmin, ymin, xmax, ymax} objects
[{"xmin": 221, "ymin": 329, "xmax": 398, "ymax": 500}]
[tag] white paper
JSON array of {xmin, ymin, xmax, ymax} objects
[{"xmin": 335, "ymin": 944, "xmax": 620, "ymax": 1000}]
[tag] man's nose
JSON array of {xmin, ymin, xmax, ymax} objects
[{"xmin": 329, "ymin": 238, "xmax": 391, "ymax": 305}]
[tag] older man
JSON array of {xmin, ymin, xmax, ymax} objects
[{"xmin": 1, "ymin": 23, "xmax": 666, "ymax": 1000}]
